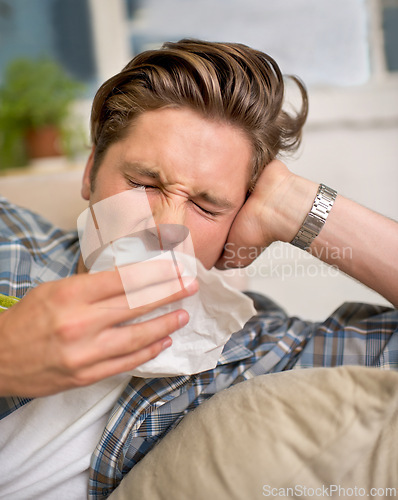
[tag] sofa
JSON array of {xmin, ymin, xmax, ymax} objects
[
  {"xmin": 2, "ymin": 166, "xmax": 397, "ymax": 499},
  {"xmin": 109, "ymin": 365, "xmax": 398, "ymax": 499}
]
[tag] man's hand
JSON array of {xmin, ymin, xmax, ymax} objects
[
  {"xmin": 216, "ymin": 159, "xmax": 398, "ymax": 306},
  {"xmin": 216, "ymin": 160, "xmax": 315, "ymax": 269},
  {"xmin": 0, "ymin": 261, "xmax": 198, "ymax": 398}
]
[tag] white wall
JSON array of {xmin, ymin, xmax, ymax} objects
[
  {"xmin": 244, "ymin": 81, "xmax": 398, "ymax": 321},
  {"xmin": 1, "ymin": 0, "xmax": 396, "ymax": 321},
  {"xmin": 88, "ymin": 0, "xmax": 131, "ymax": 81}
]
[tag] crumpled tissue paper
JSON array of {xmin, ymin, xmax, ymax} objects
[{"xmin": 89, "ymin": 239, "xmax": 256, "ymax": 378}]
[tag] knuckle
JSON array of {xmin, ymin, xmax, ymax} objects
[
  {"xmin": 58, "ymin": 350, "xmax": 81, "ymax": 372},
  {"xmin": 50, "ymin": 275, "xmax": 84, "ymax": 306},
  {"xmin": 147, "ymin": 341, "xmax": 163, "ymax": 360},
  {"xmin": 53, "ymin": 318, "xmax": 78, "ymax": 341},
  {"xmin": 61, "ymin": 369, "xmax": 94, "ymax": 389},
  {"xmin": 150, "ymin": 311, "xmax": 181, "ymax": 336},
  {"xmin": 168, "ymin": 312, "xmax": 182, "ymax": 332},
  {"xmin": 71, "ymin": 372, "xmax": 94, "ymax": 388},
  {"xmin": 53, "ymin": 312, "xmax": 88, "ymax": 343},
  {"xmin": 51, "ymin": 281, "xmax": 75, "ymax": 305}
]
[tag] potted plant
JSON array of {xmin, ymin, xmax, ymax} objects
[{"xmin": 0, "ymin": 57, "xmax": 83, "ymax": 169}]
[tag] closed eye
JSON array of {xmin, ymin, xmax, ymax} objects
[
  {"xmin": 127, "ymin": 179, "xmax": 157, "ymax": 190},
  {"xmin": 127, "ymin": 178, "xmax": 219, "ymax": 217},
  {"xmin": 192, "ymin": 201, "xmax": 218, "ymax": 217}
]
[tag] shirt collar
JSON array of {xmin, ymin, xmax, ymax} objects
[{"xmin": 217, "ymin": 334, "xmax": 253, "ymax": 365}]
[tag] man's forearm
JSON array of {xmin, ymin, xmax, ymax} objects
[
  {"xmin": 216, "ymin": 160, "xmax": 398, "ymax": 307},
  {"xmin": 285, "ymin": 175, "xmax": 398, "ymax": 307},
  {"xmin": 311, "ymin": 194, "xmax": 398, "ymax": 307}
]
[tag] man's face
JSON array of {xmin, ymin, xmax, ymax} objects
[{"xmin": 82, "ymin": 107, "xmax": 252, "ymax": 269}]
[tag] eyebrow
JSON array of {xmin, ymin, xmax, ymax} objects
[
  {"xmin": 194, "ymin": 190, "xmax": 234, "ymax": 210},
  {"xmin": 122, "ymin": 161, "xmax": 235, "ymax": 210},
  {"xmin": 125, "ymin": 162, "xmax": 162, "ymax": 180}
]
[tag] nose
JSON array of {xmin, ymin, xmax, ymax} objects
[
  {"xmin": 151, "ymin": 198, "xmax": 185, "ymax": 226},
  {"xmin": 157, "ymin": 224, "xmax": 190, "ymax": 250},
  {"xmin": 129, "ymin": 224, "xmax": 189, "ymax": 253},
  {"xmin": 150, "ymin": 200, "xmax": 189, "ymax": 251}
]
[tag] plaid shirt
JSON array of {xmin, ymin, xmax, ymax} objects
[{"xmin": 1, "ymin": 196, "xmax": 397, "ymax": 499}]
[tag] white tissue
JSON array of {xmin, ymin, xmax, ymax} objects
[
  {"xmin": 77, "ymin": 193, "xmax": 255, "ymax": 377},
  {"xmin": 88, "ymin": 242, "xmax": 255, "ymax": 378},
  {"xmin": 127, "ymin": 253, "xmax": 256, "ymax": 378}
]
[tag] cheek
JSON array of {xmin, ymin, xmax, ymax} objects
[
  {"xmin": 188, "ymin": 219, "xmax": 233, "ymax": 268},
  {"xmin": 91, "ymin": 167, "xmax": 125, "ymax": 200}
]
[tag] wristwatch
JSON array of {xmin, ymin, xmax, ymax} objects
[{"xmin": 290, "ymin": 183, "xmax": 337, "ymax": 250}]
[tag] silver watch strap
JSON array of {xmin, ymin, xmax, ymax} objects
[{"xmin": 291, "ymin": 183, "xmax": 337, "ymax": 250}]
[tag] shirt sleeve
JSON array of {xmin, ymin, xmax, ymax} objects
[
  {"xmin": 294, "ymin": 301, "xmax": 398, "ymax": 369},
  {"xmin": 225, "ymin": 293, "xmax": 398, "ymax": 380}
]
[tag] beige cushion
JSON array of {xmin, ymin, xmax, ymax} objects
[
  {"xmin": 110, "ymin": 366, "xmax": 398, "ymax": 500},
  {"xmin": 0, "ymin": 166, "xmax": 87, "ymax": 230}
]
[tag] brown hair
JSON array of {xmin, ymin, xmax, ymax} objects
[{"xmin": 90, "ymin": 39, "xmax": 308, "ymax": 190}]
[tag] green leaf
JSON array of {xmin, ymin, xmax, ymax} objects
[{"xmin": 0, "ymin": 293, "xmax": 20, "ymax": 312}]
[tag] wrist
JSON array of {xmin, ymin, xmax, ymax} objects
[
  {"xmin": 268, "ymin": 173, "xmax": 319, "ymax": 244},
  {"xmin": 291, "ymin": 183, "xmax": 338, "ymax": 250}
]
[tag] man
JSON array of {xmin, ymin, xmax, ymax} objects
[{"xmin": 0, "ymin": 39, "xmax": 397, "ymax": 498}]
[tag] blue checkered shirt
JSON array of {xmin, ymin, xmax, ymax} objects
[{"xmin": 1, "ymin": 196, "xmax": 397, "ymax": 499}]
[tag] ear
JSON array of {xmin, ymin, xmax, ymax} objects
[{"xmin": 81, "ymin": 146, "xmax": 95, "ymax": 201}]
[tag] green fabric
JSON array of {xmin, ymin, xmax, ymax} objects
[{"xmin": 0, "ymin": 293, "xmax": 20, "ymax": 312}]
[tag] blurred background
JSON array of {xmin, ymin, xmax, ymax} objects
[{"xmin": 0, "ymin": 0, "xmax": 397, "ymax": 319}]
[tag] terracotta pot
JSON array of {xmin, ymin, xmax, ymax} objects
[{"xmin": 25, "ymin": 126, "xmax": 63, "ymax": 159}]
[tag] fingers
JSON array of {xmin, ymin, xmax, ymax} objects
[
  {"xmin": 215, "ymin": 242, "xmax": 246, "ymax": 270},
  {"xmin": 132, "ymin": 277, "xmax": 198, "ymax": 315},
  {"xmin": 215, "ymin": 161, "xmax": 294, "ymax": 270},
  {"xmin": 0, "ymin": 260, "xmax": 196, "ymax": 397},
  {"xmin": 56, "ymin": 276, "xmax": 198, "ymax": 342},
  {"xmin": 215, "ymin": 244, "xmax": 262, "ymax": 269},
  {"xmin": 50, "ymin": 258, "xmax": 184, "ymax": 306},
  {"xmin": 60, "ymin": 308, "xmax": 190, "ymax": 381},
  {"xmin": 69, "ymin": 337, "xmax": 172, "ymax": 387}
]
